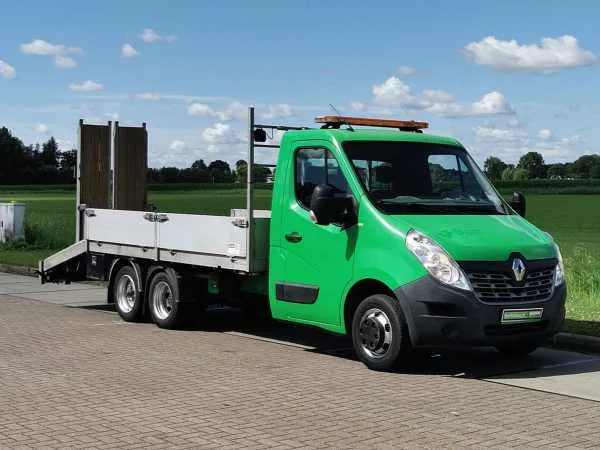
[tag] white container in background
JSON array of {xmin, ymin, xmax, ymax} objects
[{"xmin": 0, "ymin": 202, "xmax": 26, "ymax": 243}]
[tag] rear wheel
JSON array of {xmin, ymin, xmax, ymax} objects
[
  {"xmin": 148, "ymin": 269, "xmax": 192, "ymax": 329},
  {"xmin": 351, "ymin": 294, "xmax": 410, "ymax": 371},
  {"xmin": 495, "ymin": 343, "xmax": 540, "ymax": 358},
  {"xmin": 113, "ymin": 266, "xmax": 143, "ymax": 322}
]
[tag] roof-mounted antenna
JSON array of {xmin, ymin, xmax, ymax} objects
[{"xmin": 328, "ymin": 103, "xmax": 354, "ymax": 131}]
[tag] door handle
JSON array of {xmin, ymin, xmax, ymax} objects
[{"xmin": 285, "ymin": 232, "xmax": 302, "ymax": 243}]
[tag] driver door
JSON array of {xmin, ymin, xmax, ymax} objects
[{"xmin": 272, "ymin": 143, "xmax": 356, "ymax": 327}]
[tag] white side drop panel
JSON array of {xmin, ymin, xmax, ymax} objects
[
  {"xmin": 84, "ymin": 209, "xmax": 156, "ymax": 248},
  {"xmin": 158, "ymin": 214, "xmax": 247, "ymax": 258}
]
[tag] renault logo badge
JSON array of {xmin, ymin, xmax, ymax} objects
[{"xmin": 512, "ymin": 258, "xmax": 526, "ymax": 282}]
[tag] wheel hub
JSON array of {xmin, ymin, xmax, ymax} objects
[
  {"xmin": 358, "ymin": 308, "xmax": 392, "ymax": 359},
  {"xmin": 152, "ymin": 280, "xmax": 174, "ymax": 321}
]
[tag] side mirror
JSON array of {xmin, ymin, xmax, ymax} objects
[
  {"xmin": 509, "ymin": 192, "xmax": 526, "ymax": 217},
  {"xmin": 253, "ymin": 128, "xmax": 267, "ymax": 143},
  {"xmin": 309, "ymin": 184, "xmax": 354, "ymax": 226}
]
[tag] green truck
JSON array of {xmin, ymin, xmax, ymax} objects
[{"xmin": 39, "ymin": 110, "xmax": 567, "ymax": 371}]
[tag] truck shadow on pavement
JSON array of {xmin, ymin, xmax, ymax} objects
[
  {"xmin": 83, "ymin": 303, "xmax": 600, "ymax": 379},
  {"xmin": 196, "ymin": 307, "xmax": 600, "ymax": 379}
]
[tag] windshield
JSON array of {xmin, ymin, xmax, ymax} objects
[{"xmin": 342, "ymin": 140, "xmax": 512, "ymax": 215}]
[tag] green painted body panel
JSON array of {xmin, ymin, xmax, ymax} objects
[
  {"xmin": 383, "ymin": 214, "xmax": 556, "ymax": 261},
  {"xmin": 266, "ymin": 128, "xmax": 559, "ymax": 335}
]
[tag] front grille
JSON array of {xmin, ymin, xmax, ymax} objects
[{"xmin": 465, "ymin": 267, "xmax": 555, "ymax": 303}]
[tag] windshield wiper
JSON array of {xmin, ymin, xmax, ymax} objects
[
  {"xmin": 376, "ymin": 200, "xmax": 468, "ymax": 214},
  {"xmin": 377, "ymin": 200, "xmax": 503, "ymax": 215}
]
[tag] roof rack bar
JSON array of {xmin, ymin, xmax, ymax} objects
[{"xmin": 255, "ymin": 144, "xmax": 280, "ymax": 149}]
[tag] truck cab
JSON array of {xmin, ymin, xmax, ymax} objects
[{"xmin": 266, "ymin": 116, "xmax": 566, "ymax": 371}]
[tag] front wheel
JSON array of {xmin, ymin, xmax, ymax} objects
[{"xmin": 351, "ymin": 294, "xmax": 410, "ymax": 371}]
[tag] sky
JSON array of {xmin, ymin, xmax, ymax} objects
[{"xmin": 1, "ymin": 0, "xmax": 600, "ymax": 169}]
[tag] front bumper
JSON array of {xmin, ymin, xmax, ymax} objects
[{"xmin": 394, "ymin": 275, "xmax": 567, "ymax": 348}]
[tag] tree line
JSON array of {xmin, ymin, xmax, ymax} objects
[
  {"xmin": 1, "ymin": 126, "xmax": 598, "ymax": 185},
  {"xmin": 0, "ymin": 127, "xmax": 76, "ymax": 184},
  {"xmin": 484, "ymin": 152, "xmax": 600, "ymax": 181},
  {"xmin": 0, "ymin": 127, "xmax": 272, "ymax": 185},
  {"xmin": 147, "ymin": 159, "xmax": 272, "ymax": 184}
]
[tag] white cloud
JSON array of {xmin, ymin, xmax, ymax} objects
[
  {"xmin": 140, "ymin": 28, "xmax": 177, "ymax": 43},
  {"xmin": 537, "ymin": 129, "xmax": 552, "ymax": 140},
  {"xmin": 188, "ymin": 103, "xmax": 217, "ymax": 117},
  {"xmin": 69, "ymin": 80, "xmax": 104, "ymax": 92},
  {"xmin": 0, "ymin": 60, "xmax": 16, "ymax": 79},
  {"xmin": 34, "ymin": 124, "xmax": 50, "ymax": 134},
  {"xmin": 398, "ymin": 65, "xmax": 416, "ymax": 76},
  {"xmin": 469, "ymin": 122, "xmax": 587, "ymax": 165},
  {"xmin": 372, "ymin": 76, "xmax": 514, "ymax": 117},
  {"xmin": 105, "ymin": 112, "xmax": 119, "ymax": 120},
  {"xmin": 462, "ymin": 35, "xmax": 598, "ymax": 73},
  {"xmin": 121, "ymin": 44, "xmax": 139, "ymax": 59},
  {"xmin": 470, "ymin": 91, "xmax": 515, "ymax": 116},
  {"xmin": 199, "ymin": 123, "xmax": 247, "ymax": 159},
  {"xmin": 169, "ymin": 140, "xmax": 188, "ymax": 151},
  {"xmin": 20, "ymin": 39, "xmax": 82, "ymax": 56},
  {"xmin": 422, "ymin": 89, "xmax": 454, "ymax": 104},
  {"xmin": 188, "ymin": 102, "xmax": 247, "ymax": 121},
  {"xmin": 473, "ymin": 124, "xmax": 526, "ymax": 142},
  {"xmin": 260, "ymin": 104, "xmax": 293, "ymax": 119},
  {"xmin": 202, "ymin": 123, "xmax": 234, "ymax": 143},
  {"xmin": 56, "ymin": 139, "xmax": 74, "ymax": 150},
  {"xmin": 54, "ymin": 55, "xmax": 77, "ymax": 68},
  {"xmin": 21, "ymin": 39, "xmax": 83, "ymax": 69},
  {"xmin": 426, "ymin": 91, "xmax": 514, "ymax": 117},
  {"xmin": 135, "ymin": 92, "xmax": 161, "ymax": 101},
  {"xmin": 372, "ymin": 77, "xmax": 424, "ymax": 108},
  {"xmin": 221, "ymin": 102, "xmax": 247, "ymax": 120}
]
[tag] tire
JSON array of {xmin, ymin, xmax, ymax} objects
[
  {"xmin": 147, "ymin": 269, "xmax": 191, "ymax": 329},
  {"xmin": 113, "ymin": 265, "xmax": 143, "ymax": 322},
  {"xmin": 495, "ymin": 343, "xmax": 540, "ymax": 358},
  {"xmin": 351, "ymin": 293, "xmax": 410, "ymax": 371}
]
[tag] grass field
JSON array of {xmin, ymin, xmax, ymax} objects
[{"xmin": 1, "ymin": 189, "xmax": 598, "ymax": 336}]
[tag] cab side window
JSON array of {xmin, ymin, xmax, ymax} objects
[{"xmin": 295, "ymin": 148, "xmax": 348, "ymax": 209}]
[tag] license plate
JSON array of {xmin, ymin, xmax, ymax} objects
[{"xmin": 501, "ymin": 308, "xmax": 543, "ymax": 324}]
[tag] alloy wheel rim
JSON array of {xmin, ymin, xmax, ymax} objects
[
  {"xmin": 116, "ymin": 274, "xmax": 136, "ymax": 313},
  {"xmin": 152, "ymin": 280, "xmax": 174, "ymax": 320}
]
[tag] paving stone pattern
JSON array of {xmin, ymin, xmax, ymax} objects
[{"xmin": 1, "ymin": 294, "xmax": 600, "ymax": 449}]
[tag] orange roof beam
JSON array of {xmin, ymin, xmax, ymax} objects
[{"xmin": 315, "ymin": 115, "xmax": 429, "ymax": 131}]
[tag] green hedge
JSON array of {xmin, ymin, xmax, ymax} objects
[
  {"xmin": 493, "ymin": 179, "xmax": 600, "ymax": 195},
  {"xmin": 493, "ymin": 179, "xmax": 600, "ymax": 189}
]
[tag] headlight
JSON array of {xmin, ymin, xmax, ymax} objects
[
  {"xmin": 406, "ymin": 229, "xmax": 472, "ymax": 291},
  {"xmin": 554, "ymin": 242, "xmax": 565, "ymax": 286}
]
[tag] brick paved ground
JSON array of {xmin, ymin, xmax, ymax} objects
[{"xmin": 1, "ymin": 294, "xmax": 600, "ymax": 449}]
